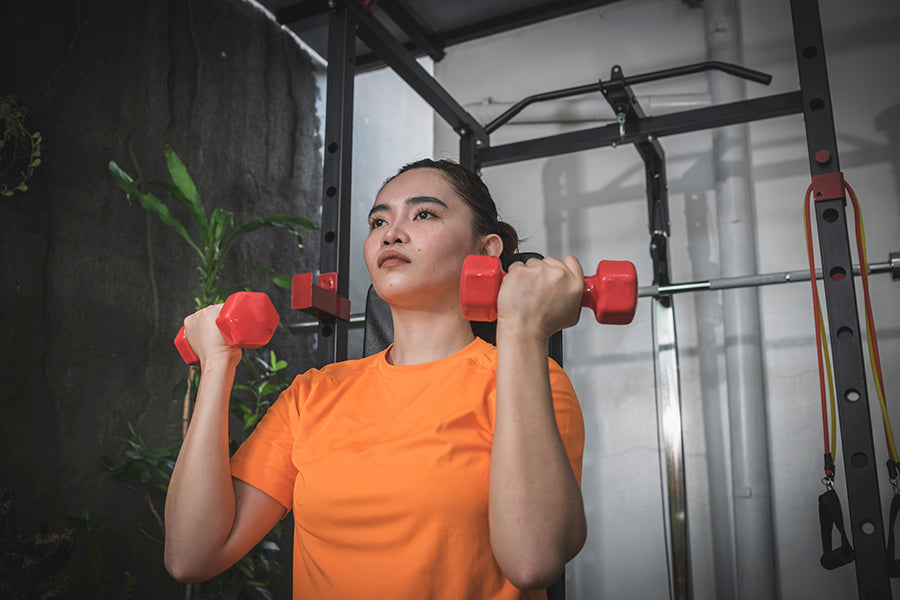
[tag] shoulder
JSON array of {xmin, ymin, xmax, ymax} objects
[
  {"xmin": 465, "ymin": 337, "xmax": 500, "ymax": 371},
  {"xmin": 278, "ymin": 352, "xmax": 384, "ymax": 406}
]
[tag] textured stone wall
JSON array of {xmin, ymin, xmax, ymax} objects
[{"xmin": 0, "ymin": 0, "xmax": 322, "ymax": 595}]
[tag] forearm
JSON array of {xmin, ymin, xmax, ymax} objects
[
  {"xmin": 490, "ymin": 326, "xmax": 587, "ymax": 589},
  {"xmin": 165, "ymin": 356, "xmax": 241, "ymax": 579}
]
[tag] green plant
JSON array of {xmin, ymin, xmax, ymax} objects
[
  {"xmin": 0, "ymin": 94, "xmax": 42, "ymax": 197},
  {"xmin": 108, "ymin": 146, "xmax": 314, "ymax": 309},
  {"xmin": 104, "ymin": 351, "xmax": 289, "ymax": 599},
  {"xmin": 103, "ymin": 147, "xmax": 314, "ymax": 598}
]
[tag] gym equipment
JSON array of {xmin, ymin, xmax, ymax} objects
[
  {"xmin": 459, "ymin": 255, "xmax": 638, "ymax": 324},
  {"xmin": 291, "ymin": 271, "xmax": 352, "ymax": 321},
  {"xmin": 174, "ymin": 291, "xmax": 280, "ymax": 365}
]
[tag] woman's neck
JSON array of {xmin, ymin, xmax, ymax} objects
[{"xmin": 387, "ymin": 308, "xmax": 476, "ymax": 366}]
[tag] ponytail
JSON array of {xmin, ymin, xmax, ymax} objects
[{"xmin": 494, "ymin": 220, "xmax": 520, "ymax": 271}]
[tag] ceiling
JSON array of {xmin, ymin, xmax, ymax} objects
[{"xmin": 260, "ymin": 0, "xmax": 633, "ymax": 71}]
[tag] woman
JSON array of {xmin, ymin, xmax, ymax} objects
[{"xmin": 164, "ymin": 159, "xmax": 587, "ymax": 598}]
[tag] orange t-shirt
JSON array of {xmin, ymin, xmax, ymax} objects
[{"xmin": 231, "ymin": 337, "xmax": 584, "ymax": 599}]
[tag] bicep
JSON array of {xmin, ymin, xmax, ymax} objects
[{"xmin": 219, "ymin": 479, "xmax": 288, "ymax": 565}]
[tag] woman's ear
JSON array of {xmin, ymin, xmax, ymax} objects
[{"xmin": 480, "ymin": 233, "xmax": 503, "ymax": 258}]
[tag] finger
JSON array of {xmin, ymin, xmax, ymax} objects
[
  {"xmin": 562, "ymin": 255, "xmax": 584, "ymax": 280},
  {"xmin": 507, "ymin": 259, "xmax": 525, "ymax": 273}
]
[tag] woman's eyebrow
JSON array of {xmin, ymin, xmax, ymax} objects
[{"xmin": 368, "ymin": 196, "xmax": 448, "ymax": 219}]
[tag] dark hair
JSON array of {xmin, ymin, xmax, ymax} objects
[{"xmin": 384, "ymin": 159, "xmax": 520, "ymax": 269}]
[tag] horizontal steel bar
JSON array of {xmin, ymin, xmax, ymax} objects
[
  {"xmin": 477, "ymin": 91, "xmax": 803, "ymax": 167},
  {"xmin": 290, "ymin": 312, "xmax": 366, "ymax": 334},
  {"xmin": 640, "ymin": 258, "xmax": 894, "ymax": 297},
  {"xmin": 486, "ymin": 61, "xmax": 771, "ymax": 134},
  {"xmin": 337, "ymin": 0, "xmax": 488, "ymax": 144},
  {"xmin": 288, "ymin": 255, "xmax": 895, "ymax": 333}
]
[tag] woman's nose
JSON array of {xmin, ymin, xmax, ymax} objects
[{"xmin": 382, "ymin": 220, "xmax": 408, "ymax": 245}]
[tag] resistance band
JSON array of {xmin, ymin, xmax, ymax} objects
[
  {"xmin": 804, "ymin": 180, "xmax": 897, "ymax": 573},
  {"xmin": 804, "ymin": 183, "xmax": 853, "ymax": 569}
]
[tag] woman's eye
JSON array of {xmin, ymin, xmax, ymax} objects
[
  {"xmin": 415, "ymin": 210, "xmax": 435, "ymax": 220},
  {"xmin": 369, "ymin": 217, "xmax": 386, "ymax": 230}
]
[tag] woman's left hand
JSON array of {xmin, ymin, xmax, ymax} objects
[{"xmin": 495, "ymin": 255, "xmax": 584, "ymax": 340}]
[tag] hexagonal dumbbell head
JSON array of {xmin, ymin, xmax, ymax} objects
[
  {"xmin": 215, "ymin": 291, "xmax": 280, "ymax": 349},
  {"xmin": 583, "ymin": 260, "xmax": 638, "ymax": 325},
  {"xmin": 459, "ymin": 255, "xmax": 505, "ymax": 322}
]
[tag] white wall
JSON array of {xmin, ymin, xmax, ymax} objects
[
  {"xmin": 433, "ymin": 0, "xmax": 900, "ymax": 598},
  {"xmin": 332, "ymin": 60, "xmax": 435, "ymax": 358}
]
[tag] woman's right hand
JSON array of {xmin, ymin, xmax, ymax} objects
[{"xmin": 182, "ymin": 304, "xmax": 242, "ymax": 368}]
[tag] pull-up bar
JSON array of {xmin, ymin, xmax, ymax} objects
[{"xmin": 485, "ymin": 60, "xmax": 773, "ymax": 134}]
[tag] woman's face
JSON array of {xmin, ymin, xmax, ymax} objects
[{"xmin": 363, "ymin": 168, "xmax": 493, "ymax": 311}]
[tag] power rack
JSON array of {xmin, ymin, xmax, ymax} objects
[{"xmin": 281, "ymin": 0, "xmax": 892, "ymax": 597}]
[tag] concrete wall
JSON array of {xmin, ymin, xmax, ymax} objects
[
  {"xmin": 0, "ymin": 0, "xmax": 321, "ymax": 595},
  {"xmin": 433, "ymin": 0, "xmax": 900, "ymax": 598}
]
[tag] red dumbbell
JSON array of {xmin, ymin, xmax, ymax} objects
[
  {"xmin": 174, "ymin": 291, "xmax": 280, "ymax": 365},
  {"xmin": 459, "ymin": 255, "xmax": 638, "ymax": 324}
]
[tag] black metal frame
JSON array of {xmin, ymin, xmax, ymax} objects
[
  {"xmin": 316, "ymin": 7, "xmax": 355, "ymax": 367},
  {"xmin": 276, "ymin": 0, "xmax": 627, "ymax": 72},
  {"xmin": 790, "ymin": 0, "xmax": 890, "ymax": 596},
  {"xmin": 313, "ymin": 0, "xmax": 891, "ymax": 597}
]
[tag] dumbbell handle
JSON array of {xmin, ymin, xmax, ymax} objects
[
  {"xmin": 174, "ymin": 291, "xmax": 280, "ymax": 365},
  {"xmin": 459, "ymin": 255, "xmax": 637, "ymax": 324}
]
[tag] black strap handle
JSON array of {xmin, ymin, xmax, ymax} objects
[{"xmin": 818, "ymin": 487, "xmax": 854, "ymax": 570}]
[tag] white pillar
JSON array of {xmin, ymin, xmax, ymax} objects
[{"xmin": 704, "ymin": 0, "xmax": 778, "ymax": 598}]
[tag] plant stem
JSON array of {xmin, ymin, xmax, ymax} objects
[
  {"xmin": 145, "ymin": 488, "xmax": 164, "ymax": 535},
  {"xmin": 182, "ymin": 365, "xmax": 197, "ymax": 439}
]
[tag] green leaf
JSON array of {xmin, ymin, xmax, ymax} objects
[
  {"xmin": 108, "ymin": 161, "xmax": 203, "ymax": 258},
  {"xmin": 143, "ymin": 447, "xmax": 171, "ymax": 459},
  {"xmin": 145, "ymin": 178, "xmax": 209, "ymax": 242},
  {"xmin": 164, "ymin": 146, "xmax": 207, "ymax": 236},
  {"xmin": 255, "ymin": 588, "xmax": 274, "ymax": 600},
  {"xmin": 250, "ymin": 266, "xmax": 293, "ymax": 290},
  {"xmin": 237, "ymin": 562, "xmax": 254, "ymax": 578},
  {"xmin": 219, "ymin": 214, "xmax": 317, "ymax": 260},
  {"xmin": 210, "ymin": 208, "xmax": 235, "ymax": 252}
]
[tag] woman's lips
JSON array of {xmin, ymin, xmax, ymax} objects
[{"xmin": 378, "ymin": 251, "xmax": 410, "ymax": 267}]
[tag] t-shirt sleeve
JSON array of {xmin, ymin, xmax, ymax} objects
[
  {"xmin": 230, "ymin": 376, "xmax": 304, "ymax": 511},
  {"xmin": 548, "ymin": 359, "xmax": 585, "ymax": 487}
]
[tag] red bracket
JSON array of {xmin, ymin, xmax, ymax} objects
[
  {"xmin": 291, "ymin": 272, "xmax": 351, "ymax": 321},
  {"xmin": 811, "ymin": 171, "xmax": 845, "ymax": 202},
  {"xmin": 357, "ymin": 0, "xmax": 377, "ymax": 15}
]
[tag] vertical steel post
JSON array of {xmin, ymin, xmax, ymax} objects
[
  {"xmin": 652, "ymin": 291, "xmax": 690, "ymax": 600},
  {"xmin": 459, "ymin": 130, "xmax": 477, "ymax": 172},
  {"xmin": 603, "ymin": 68, "xmax": 691, "ymax": 600},
  {"xmin": 317, "ymin": 6, "xmax": 356, "ymax": 367},
  {"xmin": 790, "ymin": 1, "xmax": 891, "ymax": 597}
]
